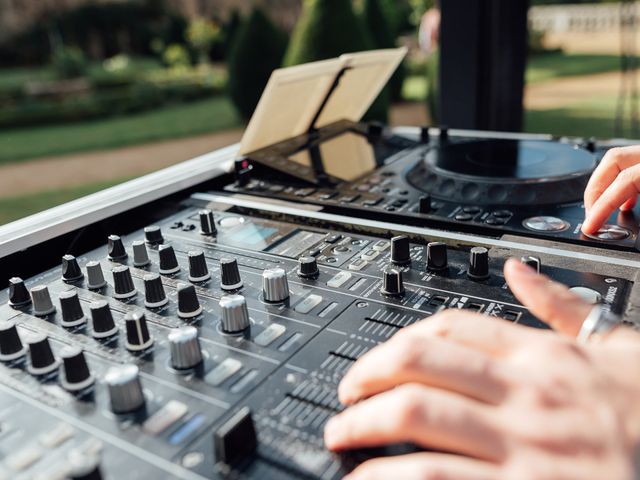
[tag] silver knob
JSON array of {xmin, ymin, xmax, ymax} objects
[
  {"xmin": 30, "ymin": 285, "xmax": 56, "ymax": 317},
  {"xmin": 219, "ymin": 295, "xmax": 251, "ymax": 334},
  {"xmin": 168, "ymin": 326, "xmax": 203, "ymax": 369},
  {"xmin": 86, "ymin": 261, "xmax": 106, "ymax": 289},
  {"xmin": 105, "ymin": 364, "xmax": 145, "ymax": 413},
  {"xmin": 262, "ymin": 268, "xmax": 290, "ymax": 303},
  {"xmin": 132, "ymin": 240, "xmax": 150, "ymax": 267}
]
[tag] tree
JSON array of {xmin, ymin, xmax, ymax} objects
[
  {"xmin": 186, "ymin": 17, "xmax": 220, "ymax": 64},
  {"xmin": 227, "ymin": 8, "xmax": 288, "ymax": 120},
  {"xmin": 284, "ymin": 0, "xmax": 388, "ymax": 122},
  {"xmin": 362, "ymin": 0, "xmax": 405, "ymax": 101}
]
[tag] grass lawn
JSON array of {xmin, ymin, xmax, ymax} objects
[
  {"xmin": 0, "ymin": 96, "xmax": 241, "ymax": 165},
  {"xmin": 0, "ymin": 178, "xmax": 130, "ymax": 226}
]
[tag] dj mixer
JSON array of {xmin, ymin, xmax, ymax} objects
[{"xmin": 1, "ymin": 50, "xmax": 640, "ymax": 480}]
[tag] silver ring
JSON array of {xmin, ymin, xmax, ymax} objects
[{"xmin": 577, "ymin": 305, "xmax": 621, "ymax": 344}]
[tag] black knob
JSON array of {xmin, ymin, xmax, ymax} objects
[
  {"xmin": 297, "ymin": 256, "xmax": 319, "ymax": 278},
  {"xmin": 143, "ymin": 273, "xmax": 168, "ymax": 308},
  {"xmin": 0, "ymin": 320, "xmax": 26, "ymax": 362},
  {"xmin": 390, "ymin": 235, "xmax": 411, "ymax": 265},
  {"xmin": 439, "ymin": 125, "xmax": 449, "ymax": 142},
  {"xmin": 368, "ymin": 122, "xmax": 384, "ymax": 140},
  {"xmin": 199, "ymin": 209, "xmax": 217, "ymax": 236},
  {"xmin": 27, "ymin": 333, "xmax": 59, "ymax": 375},
  {"xmin": 8, "ymin": 277, "xmax": 31, "ymax": 307},
  {"xmin": 220, "ymin": 257, "xmax": 243, "ymax": 291},
  {"xmin": 468, "ymin": 247, "xmax": 490, "ymax": 280},
  {"xmin": 158, "ymin": 245, "xmax": 180, "ymax": 275},
  {"xmin": 132, "ymin": 240, "xmax": 150, "ymax": 267},
  {"xmin": 420, "ymin": 126, "xmax": 430, "ymax": 144},
  {"xmin": 31, "ymin": 285, "xmax": 56, "ymax": 316},
  {"xmin": 60, "ymin": 346, "xmax": 94, "ymax": 392},
  {"xmin": 418, "ymin": 195, "xmax": 432, "ymax": 214},
  {"xmin": 59, "ymin": 290, "xmax": 87, "ymax": 328},
  {"xmin": 112, "ymin": 266, "xmax": 136, "ymax": 299},
  {"xmin": 521, "ymin": 256, "xmax": 541, "ymax": 274},
  {"xmin": 124, "ymin": 312, "xmax": 153, "ymax": 352},
  {"xmin": 89, "ymin": 300, "xmax": 118, "ymax": 339},
  {"xmin": 144, "ymin": 225, "xmax": 164, "ymax": 245},
  {"xmin": 177, "ymin": 283, "xmax": 202, "ymax": 319},
  {"xmin": 585, "ymin": 137, "xmax": 597, "ymax": 153},
  {"xmin": 426, "ymin": 242, "xmax": 448, "ymax": 271},
  {"xmin": 62, "ymin": 254, "xmax": 84, "ymax": 282},
  {"xmin": 86, "ymin": 261, "xmax": 106, "ymax": 289},
  {"xmin": 107, "ymin": 235, "xmax": 127, "ymax": 261},
  {"xmin": 188, "ymin": 251, "xmax": 210, "ymax": 282},
  {"xmin": 381, "ymin": 267, "xmax": 405, "ymax": 296}
]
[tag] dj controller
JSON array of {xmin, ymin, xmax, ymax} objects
[{"xmin": 1, "ymin": 121, "xmax": 640, "ymax": 480}]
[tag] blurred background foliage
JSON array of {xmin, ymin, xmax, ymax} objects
[{"xmin": 0, "ymin": 0, "xmax": 630, "ymax": 224}]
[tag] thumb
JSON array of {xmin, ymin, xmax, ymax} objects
[{"xmin": 503, "ymin": 258, "xmax": 592, "ymax": 337}]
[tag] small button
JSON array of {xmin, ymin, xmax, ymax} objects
[
  {"xmin": 462, "ymin": 206, "xmax": 482, "ymax": 214},
  {"xmin": 356, "ymin": 184, "xmax": 371, "ymax": 192},
  {"xmin": 372, "ymin": 240, "xmax": 390, "ymax": 252},
  {"xmin": 502, "ymin": 310, "xmax": 522, "ymax": 322},
  {"xmin": 308, "ymin": 249, "xmax": 321, "ymax": 257},
  {"xmin": 205, "ymin": 358, "xmax": 242, "ymax": 386},
  {"xmin": 318, "ymin": 192, "xmax": 338, "ymax": 200},
  {"xmin": 325, "ymin": 234, "xmax": 342, "ymax": 244},
  {"xmin": 485, "ymin": 217, "xmax": 506, "ymax": 225},
  {"xmin": 360, "ymin": 249, "xmax": 379, "ymax": 261},
  {"xmin": 181, "ymin": 224, "xmax": 196, "ymax": 231},
  {"xmin": 339, "ymin": 195, "xmax": 360, "ymax": 203},
  {"xmin": 254, "ymin": 324, "xmax": 286, "ymax": 347},
  {"xmin": 385, "ymin": 206, "xmax": 397, "ymax": 212},
  {"xmin": 294, "ymin": 294, "xmax": 323, "ymax": 314},
  {"xmin": 348, "ymin": 259, "xmax": 368, "ymax": 271},
  {"xmin": 219, "ymin": 216, "xmax": 245, "ymax": 229},
  {"xmin": 455, "ymin": 213, "xmax": 473, "ymax": 221},
  {"xmin": 294, "ymin": 188, "xmax": 316, "ymax": 197},
  {"xmin": 327, "ymin": 271, "xmax": 352, "ymax": 288},
  {"xmin": 325, "ymin": 257, "xmax": 338, "ymax": 264},
  {"xmin": 569, "ymin": 287, "xmax": 602, "ymax": 304},
  {"xmin": 268, "ymin": 185, "xmax": 285, "ymax": 193},
  {"xmin": 142, "ymin": 400, "xmax": 188, "ymax": 435},
  {"xmin": 333, "ymin": 246, "xmax": 350, "ymax": 253},
  {"xmin": 492, "ymin": 210, "xmax": 512, "ymax": 218},
  {"xmin": 398, "ymin": 190, "xmax": 409, "ymax": 196},
  {"xmin": 362, "ymin": 198, "xmax": 383, "ymax": 207}
]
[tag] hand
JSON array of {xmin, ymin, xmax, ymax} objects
[
  {"xmin": 582, "ymin": 146, "xmax": 640, "ymax": 234},
  {"xmin": 324, "ymin": 259, "xmax": 640, "ymax": 480}
]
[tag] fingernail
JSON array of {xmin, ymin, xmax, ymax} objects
[{"xmin": 324, "ymin": 416, "xmax": 341, "ymax": 444}]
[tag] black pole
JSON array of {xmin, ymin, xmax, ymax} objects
[{"xmin": 438, "ymin": 0, "xmax": 529, "ymax": 132}]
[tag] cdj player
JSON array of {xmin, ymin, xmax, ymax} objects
[{"xmin": 0, "ymin": 49, "xmax": 639, "ymax": 479}]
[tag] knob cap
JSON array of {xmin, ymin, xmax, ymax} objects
[
  {"xmin": 112, "ymin": 266, "xmax": 136, "ymax": 299},
  {"xmin": 86, "ymin": 261, "xmax": 106, "ymax": 289},
  {"xmin": 418, "ymin": 195, "xmax": 432, "ymax": 214},
  {"xmin": 27, "ymin": 333, "xmax": 59, "ymax": 375},
  {"xmin": 68, "ymin": 453, "xmax": 103, "ymax": 480},
  {"xmin": 168, "ymin": 326, "xmax": 203, "ymax": 369},
  {"xmin": 124, "ymin": 312, "xmax": 153, "ymax": 352},
  {"xmin": 144, "ymin": 225, "xmax": 164, "ymax": 245},
  {"xmin": 0, "ymin": 320, "xmax": 26, "ymax": 362},
  {"xmin": 107, "ymin": 235, "xmax": 127, "ymax": 261},
  {"xmin": 143, "ymin": 273, "xmax": 168, "ymax": 308},
  {"xmin": 468, "ymin": 247, "xmax": 490, "ymax": 280},
  {"xmin": 439, "ymin": 125, "xmax": 449, "ymax": 142},
  {"xmin": 381, "ymin": 267, "xmax": 405, "ymax": 296},
  {"xmin": 297, "ymin": 256, "xmax": 319, "ymax": 278},
  {"xmin": 158, "ymin": 245, "xmax": 180, "ymax": 275},
  {"xmin": 420, "ymin": 126, "xmax": 431, "ymax": 144},
  {"xmin": 132, "ymin": 240, "xmax": 150, "ymax": 267},
  {"xmin": 220, "ymin": 258, "xmax": 243, "ymax": 291},
  {"xmin": 426, "ymin": 242, "xmax": 448, "ymax": 271},
  {"xmin": 105, "ymin": 364, "xmax": 145, "ymax": 414},
  {"xmin": 59, "ymin": 290, "xmax": 87, "ymax": 328},
  {"xmin": 220, "ymin": 295, "xmax": 251, "ymax": 334},
  {"xmin": 188, "ymin": 251, "xmax": 210, "ymax": 282},
  {"xmin": 521, "ymin": 256, "xmax": 541, "ymax": 274},
  {"xmin": 390, "ymin": 236, "xmax": 411, "ymax": 265},
  {"xmin": 262, "ymin": 268, "xmax": 290, "ymax": 303},
  {"xmin": 199, "ymin": 209, "xmax": 217, "ymax": 236},
  {"xmin": 8, "ymin": 277, "xmax": 31, "ymax": 307},
  {"xmin": 62, "ymin": 254, "xmax": 84, "ymax": 282},
  {"xmin": 60, "ymin": 346, "xmax": 94, "ymax": 391},
  {"xmin": 89, "ymin": 300, "xmax": 118, "ymax": 339},
  {"xmin": 31, "ymin": 285, "xmax": 56, "ymax": 316},
  {"xmin": 177, "ymin": 283, "xmax": 202, "ymax": 319}
]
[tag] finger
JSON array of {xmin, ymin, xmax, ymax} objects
[
  {"xmin": 324, "ymin": 384, "xmax": 505, "ymax": 461},
  {"xmin": 584, "ymin": 146, "xmax": 640, "ymax": 213},
  {"xmin": 344, "ymin": 452, "xmax": 499, "ymax": 480},
  {"xmin": 582, "ymin": 163, "xmax": 640, "ymax": 234},
  {"xmin": 504, "ymin": 258, "xmax": 592, "ymax": 337},
  {"xmin": 620, "ymin": 195, "xmax": 638, "ymax": 211},
  {"xmin": 403, "ymin": 309, "xmax": 548, "ymax": 358},
  {"xmin": 338, "ymin": 331, "xmax": 512, "ymax": 405}
]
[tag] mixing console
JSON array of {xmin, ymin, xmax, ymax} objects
[{"xmin": 0, "ymin": 196, "xmax": 633, "ymax": 479}]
